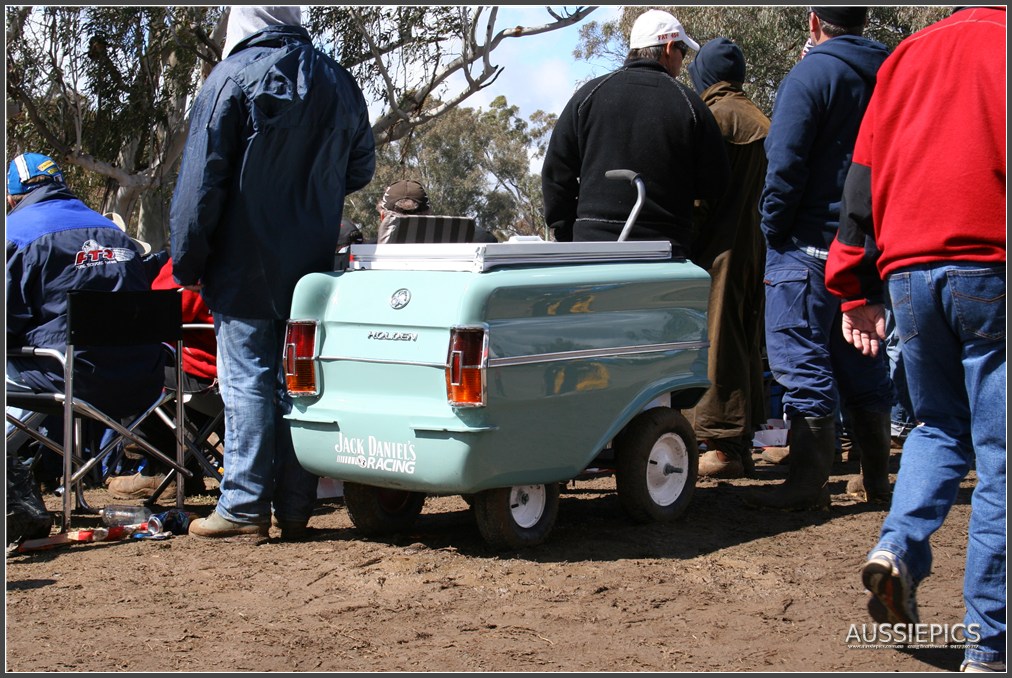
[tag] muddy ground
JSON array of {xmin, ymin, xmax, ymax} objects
[{"xmin": 6, "ymin": 448, "xmax": 975, "ymax": 673}]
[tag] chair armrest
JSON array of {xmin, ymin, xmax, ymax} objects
[{"xmin": 6, "ymin": 346, "xmax": 67, "ymax": 368}]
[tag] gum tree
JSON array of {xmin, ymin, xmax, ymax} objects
[{"xmin": 6, "ymin": 5, "xmax": 596, "ymax": 249}]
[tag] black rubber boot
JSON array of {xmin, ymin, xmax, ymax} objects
[
  {"xmin": 845, "ymin": 408, "xmax": 892, "ymax": 505},
  {"xmin": 6, "ymin": 454, "xmax": 53, "ymax": 548},
  {"xmin": 742, "ymin": 415, "xmax": 835, "ymax": 510}
]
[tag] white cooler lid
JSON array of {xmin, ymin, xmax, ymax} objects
[{"xmin": 348, "ymin": 240, "xmax": 673, "ymax": 272}]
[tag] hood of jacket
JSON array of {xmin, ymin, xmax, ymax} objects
[
  {"xmin": 8, "ymin": 181, "xmax": 78, "ymax": 216},
  {"xmin": 227, "ymin": 25, "xmax": 317, "ymax": 124},
  {"xmin": 223, "ymin": 5, "xmax": 302, "ymax": 58},
  {"xmin": 688, "ymin": 37, "xmax": 746, "ymax": 94},
  {"xmin": 804, "ymin": 34, "xmax": 890, "ymax": 87}
]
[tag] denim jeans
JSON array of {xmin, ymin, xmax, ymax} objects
[
  {"xmin": 884, "ymin": 302, "xmax": 916, "ymax": 438},
  {"xmin": 873, "ymin": 263, "xmax": 1006, "ymax": 664},
  {"xmin": 764, "ymin": 247, "xmax": 893, "ymax": 419},
  {"xmin": 214, "ymin": 314, "xmax": 318, "ymax": 525}
]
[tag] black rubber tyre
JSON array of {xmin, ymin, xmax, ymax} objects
[
  {"xmin": 614, "ymin": 407, "xmax": 697, "ymax": 523},
  {"xmin": 473, "ymin": 483, "xmax": 560, "ymax": 550},
  {"xmin": 343, "ymin": 482, "xmax": 426, "ymax": 536}
]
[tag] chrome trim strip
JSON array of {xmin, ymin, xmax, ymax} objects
[
  {"xmin": 488, "ymin": 341, "xmax": 708, "ymax": 367},
  {"xmin": 318, "ymin": 355, "xmax": 445, "ymax": 367},
  {"xmin": 317, "ymin": 340, "xmax": 707, "ymax": 369}
]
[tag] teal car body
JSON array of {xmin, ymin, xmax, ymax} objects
[{"xmin": 286, "ymin": 241, "xmax": 710, "ymax": 495}]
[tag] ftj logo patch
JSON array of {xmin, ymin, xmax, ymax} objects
[{"xmin": 74, "ymin": 239, "xmax": 136, "ymax": 268}]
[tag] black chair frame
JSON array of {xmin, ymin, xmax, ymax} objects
[{"xmin": 6, "ymin": 289, "xmax": 192, "ymax": 531}]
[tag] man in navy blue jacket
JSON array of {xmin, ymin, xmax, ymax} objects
[
  {"xmin": 6, "ymin": 152, "xmax": 164, "ymax": 480},
  {"xmin": 170, "ymin": 6, "xmax": 375, "ymax": 539},
  {"xmin": 747, "ymin": 7, "xmax": 893, "ymax": 511},
  {"xmin": 6, "ymin": 153, "xmax": 165, "ymax": 419}
]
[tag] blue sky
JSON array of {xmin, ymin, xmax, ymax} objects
[
  {"xmin": 460, "ymin": 6, "xmax": 624, "ymax": 119},
  {"xmin": 364, "ymin": 6, "xmax": 623, "ymax": 124}
]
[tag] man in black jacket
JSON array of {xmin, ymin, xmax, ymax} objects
[{"xmin": 541, "ymin": 9, "xmax": 729, "ymax": 255}]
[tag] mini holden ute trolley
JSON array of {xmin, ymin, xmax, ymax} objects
[{"xmin": 284, "ymin": 171, "xmax": 711, "ymax": 549}]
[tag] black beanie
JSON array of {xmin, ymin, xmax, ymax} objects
[
  {"xmin": 688, "ymin": 37, "xmax": 746, "ymax": 94},
  {"xmin": 811, "ymin": 6, "xmax": 868, "ymax": 28}
]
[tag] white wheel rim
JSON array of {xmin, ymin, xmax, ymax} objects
[
  {"xmin": 509, "ymin": 485, "xmax": 546, "ymax": 529},
  {"xmin": 646, "ymin": 432, "xmax": 689, "ymax": 507}
]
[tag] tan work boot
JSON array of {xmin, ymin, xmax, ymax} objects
[
  {"xmin": 105, "ymin": 473, "xmax": 173, "ymax": 500},
  {"xmin": 698, "ymin": 449, "xmax": 745, "ymax": 479},
  {"xmin": 760, "ymin": 446, "xmax": 791, "ymax": 465},
  {"xmin": 188, "ymin": 512, "xmax": 269, "ymax": 538}
]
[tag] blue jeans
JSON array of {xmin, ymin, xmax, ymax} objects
[
  {"xmin": 884, "ymin": 301, "xmax": 916, "ymax": 438},
  {"xmin": 764, "ymin": 247, "xmax": 893, "ymax": 419},
  {"xmin": 214, "ymin": 314, "xmax": 318, "ymax": 525},
  {"xmin": 874, "ymin": 263, "xmax": 1006, "ymax": 664}
]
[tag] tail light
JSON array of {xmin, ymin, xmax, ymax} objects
[
  {"xmin": 446, "ymin": 326, "xmax": 487, "ymax": 407},
  {"xmin": 285, "ymin": 320, "xmax": 319, "ymax": 396}
]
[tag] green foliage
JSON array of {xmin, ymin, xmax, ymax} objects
[
  {"xmin": 7, "ymin": 5, "xmax": 591, "ymax": 244},
  {"xmin": 6, "ymin": 6, "xmax": 221, "ymax": 219},
  {"xmin": 307, "ymin": 6, "xmax": 463, "ymax": 102}
]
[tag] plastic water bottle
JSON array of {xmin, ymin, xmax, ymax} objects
[{"xmin": 99, "ymin": 505, "xmax": 153, "ymax": 528}]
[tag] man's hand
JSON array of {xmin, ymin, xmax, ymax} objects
[{"xmin": 842, "ymin": 303, "xmax": 886, "ymax": 357}]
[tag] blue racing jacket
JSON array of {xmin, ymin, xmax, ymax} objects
[
  {"xmin": 170, "ymin": 25, "xmax": 376, "ymax": 319},
  {"xmin": 760, "ymin": 35, "xmax": 889, "ymax": 252},
  {"xmin": 6, "ymin": 183, "xmax": 165, "ymax": 416}
]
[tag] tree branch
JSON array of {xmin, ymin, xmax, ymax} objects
[{"xmin": 371, "ymin": 6, "xmax": 597, "ymax": 146}]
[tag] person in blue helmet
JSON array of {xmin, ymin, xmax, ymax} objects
[
  {"xmin": 6, "ymin": 152, "xmax": 164, "ymax": 496},
  {"xmin": 6, "ymin": 152, "xmax": 165, "ymax": 435}
]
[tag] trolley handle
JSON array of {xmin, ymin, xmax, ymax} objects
[{"xmin": 605, "ymin": 169, "xmax": 646, "ymax": 242}]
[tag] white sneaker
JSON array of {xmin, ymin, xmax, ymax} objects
[
  {"xmin": 861, "ymin": 550, "xmax": 919, "ymax": 624},
  {"xmin": 961, "ymin": 660, "xmax": 1006, "ymax": 672}
]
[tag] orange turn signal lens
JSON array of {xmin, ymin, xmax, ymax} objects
[
  {"xmin": 285, "ymin": 320, "xmax": 319, "ymax": 396},
  {"xmin": 446, "ymin": 327, "xmax": 487, "ymax": 407}
]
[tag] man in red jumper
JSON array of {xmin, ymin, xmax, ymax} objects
[
  {"xmin": 825, "ymin": 7, "xmax": 1006, "ymax": 672},
  {"xmin": 105, "ymin": 258, "xmax": 219, "ymax": 498}
]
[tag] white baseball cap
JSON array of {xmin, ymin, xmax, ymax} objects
[{"xmin": 629, "ymin": 9, "xmax": 700, "ymax": 52}]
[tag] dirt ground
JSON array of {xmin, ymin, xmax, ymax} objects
[{"xmin": 6, "ymin": 447, "xmax": 975, "ymax": 673}]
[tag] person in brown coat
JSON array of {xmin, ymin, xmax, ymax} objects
[{"xmin": 684, "ymin": 38, "xmax": 771, "ymax": 479}]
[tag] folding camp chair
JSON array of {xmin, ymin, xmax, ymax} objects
[
  {"xmin": 5, "ymin": 289, "xmax": 193, "ymax": 531},
  {"xmin": 379, "ymin": 214, "xmax": 477, "ymax": 244},
  {"xmin": 142, "ymin": 323, "xmax": 226, "ymax": 506}
]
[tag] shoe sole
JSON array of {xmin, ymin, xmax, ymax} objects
[
  {"xmin": 108, "ymin": 489, "xmax": 167, "ymax": 500},
  {"xmin": 698, "ymin": 466, "xmax": 745, "ymax": 479},
  {"xmin": 862, "ymin": 559, "xmax": 918, "ymax": 625},
  {"xmin": 188, "ymin": 519, "xmax": 269, "ymax": 539}
]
